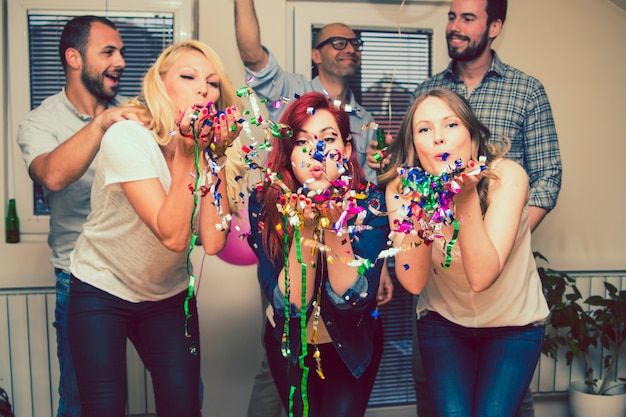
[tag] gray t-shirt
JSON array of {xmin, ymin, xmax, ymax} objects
[
  {"xmin": 70, "ymin": 120, "xmax": 191, "ymax": 302},
  {"xmin": 17, "ymin": 89, "xmax": 127, "ymax": 271}
]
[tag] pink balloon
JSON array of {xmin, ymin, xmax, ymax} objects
[{"xmin": 216, "ymin": 209, "xmax": 258, "ymax": 266}]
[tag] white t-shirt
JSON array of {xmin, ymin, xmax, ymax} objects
[{"xmin": 70, "ymin": 120, "xmax": 191, "ymax": 302}]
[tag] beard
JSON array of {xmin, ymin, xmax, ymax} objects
[
  {"xmin": 80, "ymin": 64, "xmax": 119, "ymax": 102},
  {"xmin": 447, "ymin": 29, "xmax": 490, "ymax": 62}
]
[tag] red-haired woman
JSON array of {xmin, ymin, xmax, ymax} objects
[{"xmin": 247, "ymin": 91, "xmax": 388, "ymax": 417}]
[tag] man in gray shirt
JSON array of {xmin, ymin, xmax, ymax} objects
[
  {"xmin": 234, "ymin": 0, "xmax": 380, "ymax": 183},
  {"xmin": 16, "ymin": 16, "xmax": 133, "ymax": 417}
]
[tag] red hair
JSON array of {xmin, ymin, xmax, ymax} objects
[{"xmin": 259, "ymin": 91, "xmax": 365, "ymax": 263}]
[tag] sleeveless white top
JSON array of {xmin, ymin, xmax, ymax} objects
[{"xmin": 416, "ymin": 179, "xmax": 549, "ymax": 328}]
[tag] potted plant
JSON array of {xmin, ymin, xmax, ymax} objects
[{"xmin": 536, "ymin": 252, "xmax": 626, "ymax": 417}]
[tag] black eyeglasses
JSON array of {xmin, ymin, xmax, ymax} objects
[{"xmin": 315, "ymin": 37, "xmax": 363, "ymax": 51}]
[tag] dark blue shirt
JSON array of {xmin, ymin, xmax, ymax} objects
[{"xmin": 247, "ymin": 187, "xmax": 389, "ymax": 378}]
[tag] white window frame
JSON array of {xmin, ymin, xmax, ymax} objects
[{"xmin": 6, "ymin": 0, "xmax": 196, "ymax": 235}]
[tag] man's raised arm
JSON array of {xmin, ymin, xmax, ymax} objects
[{"xmin": 234, "ymin": 0, "xmax": 269, "ymax": 72}]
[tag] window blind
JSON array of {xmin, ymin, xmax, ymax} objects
[
  {"xmin": 370, "ymin": 267, "xmax": 419, "ymax": 407},
  {"xmin": 27, "ymin": 13, "xmax": 175, "ymax": 214},
  {"xmin": 356, "ymin": 30, "xmax": 431, "ymax": 139}
]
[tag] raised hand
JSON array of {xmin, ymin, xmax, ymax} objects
[
  {"xmin": 206, "ymin": 106, "xmax": 243, "ymax": 160},
  {"xmin": 175, "ymin": 104, "xmax": 242, "ymax": 160}
]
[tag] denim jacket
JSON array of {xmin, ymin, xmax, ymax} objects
[{"xmin": 247, "ymin": 187, "xmax": 389, "ymax": 378}]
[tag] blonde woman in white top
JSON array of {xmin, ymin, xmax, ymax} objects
[
  {"xmin": 378, "ymin": 88, "xmax": 549, "ymax": 417},
  {"xmin": 68, "ymin": 41, "xmax": 246, "ymax": 417}
]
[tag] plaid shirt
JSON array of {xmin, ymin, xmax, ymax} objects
[{"xmin": 413, "ymin": 51, "xmax": 562, "ymax": 210}]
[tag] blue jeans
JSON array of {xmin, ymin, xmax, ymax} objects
[
  {"xmin": 416, "ymin": 311, "xmax": 544, "ymax": 417},
  {"xmin": 265, "ymin": 321, "xmax": 384, "ymax": 417},
  {"xmin": 54, "ymin": 269, "xmax": 80, "ymax": 417},
  {"xmin": 247, "ymin": 289, "xmax": 285, "ymax": 417},
  {"xmin": 68, "ymin": 277, "xmax": 201, "ymax": 417}
]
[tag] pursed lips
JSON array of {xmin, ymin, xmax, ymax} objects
[
  {"xmin": 434, "ymin": 152, "xmax": 451, "ymax": 162},
  {"xmin": 310, "ymin": 165, "xmax": 325, "ymax": 179}
]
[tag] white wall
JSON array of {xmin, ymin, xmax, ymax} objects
[
  {"xmin": 497, "ymin": 0, "xmax": 626, "ymax": 271},
  {"xmin": 1, "ymin": 0, "xmax": 625, "ymax": 416}
]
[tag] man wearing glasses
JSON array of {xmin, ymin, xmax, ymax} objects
[{"xmin": 234, "ymin": 0, "xmax": 378, "ymax": 184}]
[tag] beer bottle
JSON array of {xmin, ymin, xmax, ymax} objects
[
  {"xmin": 5, "ymin": 198, "xmax": 20, "ymax": 243},
  {"xmin": 376, "ymin": 128, "xmax": 386, "ymax": 150}
]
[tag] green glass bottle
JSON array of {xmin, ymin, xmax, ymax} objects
[
  {"xmin": 376, "ymin": 128, "xmax": 386, "ymax": 150},
  {"xmin": 5, "ymin": 198, "xmax": 20, "ymax": 243}
]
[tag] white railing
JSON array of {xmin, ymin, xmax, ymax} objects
[
  {"xmin": 531, "ymin": 271, "xmax": 626, "ymax": 394},
  {"xmin": 0, "ymin": 287, "xmax": 155, "ymax": 417},
  {"xmin": 1, "ymin": 271, "xmax": 624, "ymax": 415}
]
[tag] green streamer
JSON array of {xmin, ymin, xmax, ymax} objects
[
  {"xmin": 283, "ymin": 221, "xmax": 310, "ymax": 417},
  {"xmin": 288, "ymin": 385, "xmax": 296, "ymax": 415},
  {"xmin": 184, "ymin": 121, "xmax": 202, "ymax": 337},
  {"xmin": 295, "ymin": 226, "xmax": 310, "ymax": 417},
  {"xmin": 442, "ymin": 219, "xmax": 459, "ymax": 269}
]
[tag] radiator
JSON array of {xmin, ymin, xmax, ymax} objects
[
  {"xmin": 0, "ymin": 287, "xmax": 155, "ymax": 417},
  {"xmin": 531, "ymin": 271, "xmax": 626, "ymax": 393}
]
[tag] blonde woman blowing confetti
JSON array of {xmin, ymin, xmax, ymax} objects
[
  {"xmin": 68, "ymin": 40, "xmax": 246, "ymax": 417},
  {"xmin": 378, "ymin": 88, "xmax": 549, "ymax": 417}
]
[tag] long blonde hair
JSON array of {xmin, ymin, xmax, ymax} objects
[{"xmin": 127, "ymin": 40, "xmax": 248, "ymax": 212}]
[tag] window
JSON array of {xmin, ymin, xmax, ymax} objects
[{"xmin": 6, "ymin": 0, "xmax": 195, "ymax": 234}]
